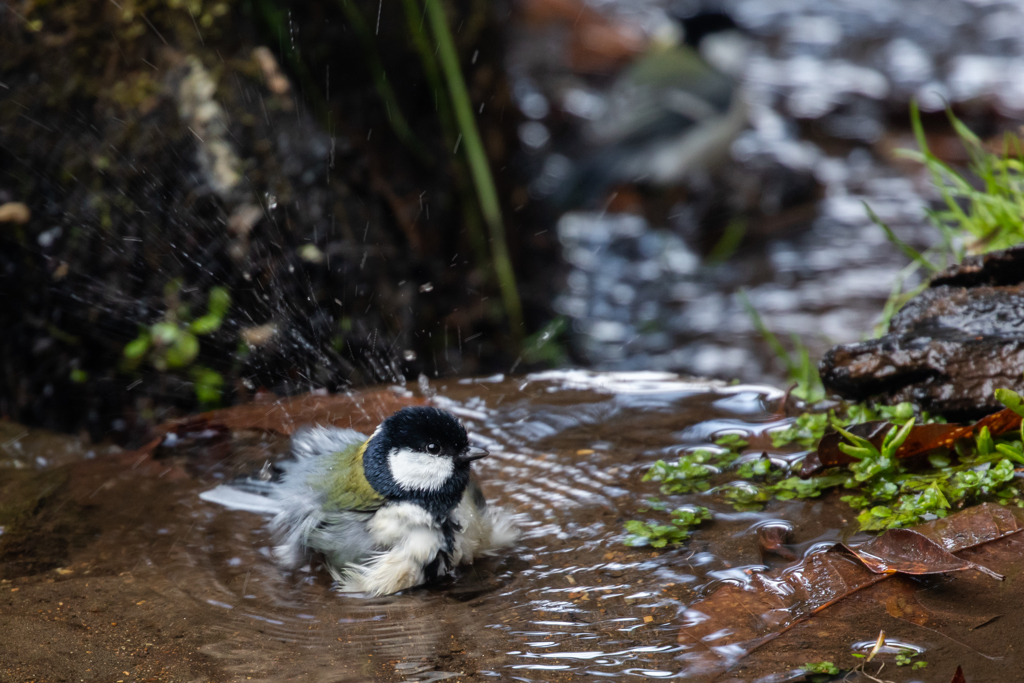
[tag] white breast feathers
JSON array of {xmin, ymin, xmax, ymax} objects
[{"xmin": 336, "ymin": 502, "xmax": 445, "ymax": 595}]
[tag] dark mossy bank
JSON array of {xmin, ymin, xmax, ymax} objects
[{"xmin": 0, "ymin": 0, "xmax": 561, "ymax": 439}]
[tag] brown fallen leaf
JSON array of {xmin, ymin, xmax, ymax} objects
[
  {"xmin": 801, "ymin": 407, "xmax": 1022, "ymax": 476},
  {"xmin": 950, "ymin": 665, "xmax": 966, "ymax": 683},
  {"xmin": 840, "ymin": 528, "xmax": 1003, "ymax": 580},
  {"xmin": 884, "ymin": 587, "xmax": 933, "ymax": 627},
  {"xmin": 676, "ymin": 504, "xmax": 1024, "ymax": 679},
  {"xmin": 157, "ymin": 389, "xmax": 423, "ymax": 437},
  {"xmin": 120, "ymin": 390, "xmax": 424, "ymax": 468}
]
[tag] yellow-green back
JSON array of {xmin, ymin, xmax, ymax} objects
[{"xmin": 313, "ymin": 439, "xmax": 385, "ymax": 512}]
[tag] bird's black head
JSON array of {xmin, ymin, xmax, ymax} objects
[{"xmin": 362, "ymin": 406, "xmax": 488, "ymax": 517}]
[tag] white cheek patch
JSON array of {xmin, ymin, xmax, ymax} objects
[{"xmin": 388, "ymin": 448, "xmax": 454, "ymax": 491}]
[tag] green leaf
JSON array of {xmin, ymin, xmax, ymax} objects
[
  {"xmin": 123, "ymin": 334, "xmax": 151, "ymax": 359},
  {"xmin": 865, "ymin": 202, "xmax": 939, "ymax": 272},
  {"xmin": 207, "ymin": 286, "xmax": 231, "ymax": 319},
  {"xmin": 622, "ymin": 506, "xmax": 711, "ymax": 548},
  {"xmin": 164, "ymin": 331, "xmax": 199, "ymax": 368},
  {"xmin": 996, "ymin": 388, "xmax": 1024, "ymax": 417},
  {"xmin": 151, "ymin": 321, "xmax": 180, "ymax": 346},
  {"xmin": 715, "ymin": 433, "xmax": 749, "ymax": 451},
  {"xmin": 882, "ymin": 417, "xmax": 915, "ymax": 458},
  {"xmin": 190, "ymin": 314, "xmax": 222, "ymax": 335},
  {"xmin": 191, "ymin": 366, "xmax": 224, "ymax": 407},
  {"xmin": 802, "ymin": 662, "xmax": 840, "ymax": 675}
]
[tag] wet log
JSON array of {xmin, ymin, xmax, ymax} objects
[{"xmin": 819, "ymin": 246, "xmax": 1024, "ymax": 417}]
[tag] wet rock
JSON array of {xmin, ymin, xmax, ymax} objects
[{"xmin": 820, "ymin": 246, "xmax": 1024, "ymax": 416}]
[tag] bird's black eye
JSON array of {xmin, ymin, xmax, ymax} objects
[{"xmin": 426, "ymin": 443, "xmax": 440, "ymax": 454}]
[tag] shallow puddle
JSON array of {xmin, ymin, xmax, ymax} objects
[{"xmin": 1, "ymin": 372, "xmax": 1021, "ymax": 681}]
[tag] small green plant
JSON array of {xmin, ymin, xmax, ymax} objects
[
  {"xmin": 802, "ymin": 661, "xmax": 840, "ymax": 675},
  {"xmin": 869, "ymin": 103, "xmax": 1024, "ymax": 337},
  {"xmin": 894, "ymin": 648, "xmax": 926, "ymax": 669},
  {"xmin": 627, "ymin": 389, "xmax": 1024, "ymax": 542},
  {"xmin": 424, "ymin": 0, "xmax": 523, "ymax": 339},
  {"xmin": 123, "ymin": 283, "xmax": 231, "ymax": 405},
  {"xmin": 902, "ymin": 102, "xmax": 1024, "ymax": 255},
  {"xmin": 624, "ymin": 505, "xmax": 711, "ymax": 547},
  {"xmin": 519, "ymin": 316, "xmax": 569, "ymax": 367},
  {"xmin": 771, "ymin": 402, "xmax": 944, "ymax": 450},
  {"xmin": 706, "ymin": 216, "xmax": 747, "ymax": 263},
  {"xmin": 644, "ymin": 449, "xmax": 723, "ymax": 494}
]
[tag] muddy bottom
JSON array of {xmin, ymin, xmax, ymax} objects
[{"xmin": 1, "ymin": 372, "xmax": 1020, "ymax": 682}]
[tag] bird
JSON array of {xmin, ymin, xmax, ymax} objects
[
  {"xmin": 199, "ymin": 406, "xmax": 518, "ymax": 596},
  {"xmin": 550, "ymin": 10, "xmax": 749, "ymax": 208}
]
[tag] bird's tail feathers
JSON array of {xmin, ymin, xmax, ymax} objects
[
  {"xmin": 483, "ymin": 507, "xmax": 521, "ymax": 553},
  {"xmin": 271, "ymin": 512, "xmax": 322, "ymax": 569},
  {"xmin": 199, "ymin": 483, "xmax": 283, "ymax": 514}
]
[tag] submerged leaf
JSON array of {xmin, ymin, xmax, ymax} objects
[
  {"xmin": 156, "ymin": 389, "xmax": 424, "ymax": 437},
  {"xmin": 676, "ymin": 504, "xmax": 1024, "ymax": 677},
  {"xmin": 840, "ymin": 528, "xmax": 1002, "ymax": 580}
]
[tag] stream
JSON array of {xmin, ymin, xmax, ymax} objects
[{"xmin": 4, "ymin": 372, "xmax": 1022, "ymax": 681}]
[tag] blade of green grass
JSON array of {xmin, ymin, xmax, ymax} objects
[
  {"xmin": 706, "ymin": 216, "xmax": 747, "ymax": 264},
  {"xmin": 424, "ymin": 0, "xmax": 523, "ymax": 339},
  {"xmin": 739, "ymin": 289, "xmax": 795, "ymax": 376},
  {"xmin": 863, "ymin": 202, "xmax": 939, "ymax": 273}
]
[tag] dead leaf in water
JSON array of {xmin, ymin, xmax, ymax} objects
[
  {"xmin": 950, "ymin": 665, "xmax": 966, "ymax": 683},
  {"xmin": 161, "ymin": 389, "xmax": 424, "ymax": 436},
  {"xmin": 676, "ymin": 503, "xmax": 1024, "ymax": 678},
  {"xmin": 884, "ymin": 589, "xmax": 933, "ymax": 627},
  {"xmin": 802, "ymin": 407, "xmax": 1022, "ymax": 476},
  {"xmin": 840, "ymin": 528, "xmax": 1003, "ymax": 580},
  {"xmin": 122, "ymin": 390, "xmax": 424, "ymax": 467}
]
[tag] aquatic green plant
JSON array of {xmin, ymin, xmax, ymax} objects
[
  {"xmin": 770, "ymin": 402, "xmax": 942, "ymax": 450},
  {"xmin": 802, "ymin": 662, "xmax": 840, "ymax": 676},
  {"xmin": 626, "ymin": 391, "xmax": 1024, "ymax": 542},
  {"xmin": 775, "ymin": 395, "xmax": 1021, "ymax": 531},
  {"xmin": 895, "ymin": 648, "xmax": 927, "ymax": 670},
  {"xmin": 623, "ymin": 505, "xmax": 711, "ymax": 547}
]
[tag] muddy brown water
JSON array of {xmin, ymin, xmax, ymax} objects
[{"xmin": 1, "ymin": 372, "xmax": 1020, "ymax": 682}]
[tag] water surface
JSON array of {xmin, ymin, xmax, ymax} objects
[{"xmin": 2, "ymin": 373, "xmax": 1019, "ymax": 681}]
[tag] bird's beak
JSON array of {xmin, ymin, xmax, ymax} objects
[{"xmin": 458, "ymin": 446, "xmax": 489, "ymax": 463}]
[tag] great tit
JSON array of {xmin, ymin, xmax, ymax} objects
[
  {"xmin": 551, "ymin": 11, "xmax": 749, "ymax": 208},
  {"xmin": 200, "ymin": 406, "xmax": 518, "ymax": 595}
]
